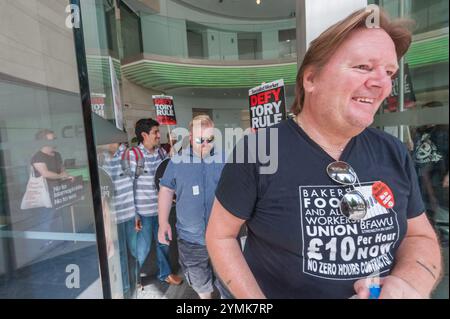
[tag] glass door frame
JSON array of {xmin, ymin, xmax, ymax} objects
[{"xmin": 69, "ymin": 0, "xmax": 112, "ymax": 299}]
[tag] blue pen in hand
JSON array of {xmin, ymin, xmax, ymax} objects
[
  {"xmin": 369, "ymin": 283, "xmax": 381, "ymax": 299},
  {"xmin": 367, "ymin": 272, "xmax": 381, "ymax": 299}
]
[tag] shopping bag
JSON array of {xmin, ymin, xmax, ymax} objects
[{"xmin": 20, "ymin": 167, "xmax": 52, "ymax": 209}]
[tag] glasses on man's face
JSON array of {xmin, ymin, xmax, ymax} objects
[
  {"xmin": 326, "ymin": 161, "xmax": 367, "ymax": 221},
  {"xmin": 194, "ymin": 136, "xmax": 215, "ymax": 145}
]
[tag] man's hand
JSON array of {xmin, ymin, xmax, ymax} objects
[
  {"xmin": 135, "ymin": 216, "xmax": 142, "ymax": 232},
  {"xmin": 354, "ymin": 275, "xmax": 426, "ymax": 299},
  {"xmin": 158, "ymin": 223, "xmax": 172, "ymax": 245}
]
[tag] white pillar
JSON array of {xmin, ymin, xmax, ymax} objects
[{"xmin": 296, "ymin": 0, "xmax": 368, "ymax": 67}]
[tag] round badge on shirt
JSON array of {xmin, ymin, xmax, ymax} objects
[{"xmin": 372, "ymin": 181, "xmax": 395, "ymax": 209}]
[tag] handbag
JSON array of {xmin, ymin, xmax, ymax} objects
[{"xmin": 20, "ymin": 166, "xmax": 53, "ymax": 209}]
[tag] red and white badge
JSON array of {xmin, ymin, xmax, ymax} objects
[{"xmin": 372, "ymin": 181, "xmax": 395, "ymax": 209}]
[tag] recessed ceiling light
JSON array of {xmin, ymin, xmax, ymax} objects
[{"xmin": 256, "ymin": 0, "xmax": 261, "ymax": 5}]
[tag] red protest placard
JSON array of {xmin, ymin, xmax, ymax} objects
[
  {"xmin": 383, "ymin": 63, "xmax": 416, "ymax": 112},
  {"xmin": 248, "ymin": 79, "xmax": 286, "ymax": 129},
  {"xmin": 152, "ymin": 95, "xmax": 177, "ymax": 125}
]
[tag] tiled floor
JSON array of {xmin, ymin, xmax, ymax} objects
[
  {"xmin": 137, "ymin": 273, "xmax": 199, "ymax": 299},
  {"xmin": 0, "ymin": 243, "xmax": 100, "ymax": 299}
]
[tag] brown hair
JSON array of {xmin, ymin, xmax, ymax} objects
[
  {"xmin": 189, "ymin": 115, "xmax": 214, "ymax": 132},
  {"xmin": 35, "ymin": 129, "xmax": 55, "ymax": 140},
  {"xmin": 291, "ymin": 6, "xmax": 413, "ymax": 115}
]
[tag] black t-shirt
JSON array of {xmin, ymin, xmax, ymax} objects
[
  {"xmin": 31, "ymin": 151, "xmax": 63, "ymax": 178},
  {"xmin": 216, "ymin": 119, "xmax": 425, "ymax": 299}
]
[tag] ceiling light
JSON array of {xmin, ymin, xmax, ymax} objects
[{"xmin": 256, "ymin": 0, "xmax": 261, "ymax": 5}]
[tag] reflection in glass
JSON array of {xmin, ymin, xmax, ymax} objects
[
  {"xmin": 0, "ymin": 80, "xmax": 101, "ymax": 299},
  {"xmin": 97, "ymin": 142, "xmax": 138, "ymax": 299},
  {"xmin": 0, "ymin": 1, "xmax": 102, "ymax": 298}
]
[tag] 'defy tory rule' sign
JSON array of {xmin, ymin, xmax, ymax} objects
[
  {"xmin": 249, "ymin": 79, "xmax": 286, "ymax": 129},
  {"xmin": 383, "ymin": 63, "xmax": 416, "ymax": 112},
  {"xmin": 153, "ymin": 95, "xmax": 177, "ymax": 125}
]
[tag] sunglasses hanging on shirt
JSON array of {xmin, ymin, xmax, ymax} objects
[{"xmin": 326, "ymin": 161, "xmax": 368, "ymax": 221}]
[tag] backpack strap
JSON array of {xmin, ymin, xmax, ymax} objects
[
  {"xmin": 120, "ymin": 148, "xmax": 132, "ymax": 177},
  {"xmin": 157, "ymin": 147, "xmax": 166, "ymax": 161},
  {"xmin": 131, "ymin": 146, "xmax": 145, "ymax": 178},
  {"xmin": 120, "ymin": 146, "xmax": 145, "ymax": 178},
  {"xmin": 122, "ymin": 145, "xmax": 163, "ymax": 178}
]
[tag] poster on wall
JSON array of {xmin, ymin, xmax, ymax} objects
[
  {"xmin": 109, "ymin": 56, "xmax": 124, "ymax": 130},
  {"xmin": 91, "ymin": 93, "xmax": 106, "ymax": 118},
  {"xmin": 152, "ymin": 95, "xmax": 177, "ymax": 125},
  {"xmin": 249, "ymin": 79, "xmax": 286, "ymax": 129},
  {"xmin": 383, "ymin": 63, "xmax": 416, "ymax": 112}
]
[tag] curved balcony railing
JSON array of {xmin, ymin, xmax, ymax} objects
[
  {"xmin": 121, "ymin": 54, "xmax": 297, "ymax": 91},
  {"xmin": 118, "ymin": 10, "xmax": 448, "ymax": 91},
  {"xmin": 123, "ymin": 12, "xmax": 297, "ymax": 63}
]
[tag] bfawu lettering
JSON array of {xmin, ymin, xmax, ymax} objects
[
  {"xmin": 300, "ymin": 185, "xmax": 400, "ymax": 280},
  {"xmin": 360, "ymin": 217, "xmax": 394, "ymax": 230}
]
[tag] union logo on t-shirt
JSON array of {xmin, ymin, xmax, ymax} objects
[{"xmin": 299, "ymin": 182, "xmax": 400, "ymax": 280}]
